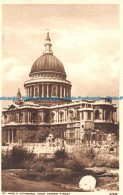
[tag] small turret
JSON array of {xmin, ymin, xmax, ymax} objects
[
  {"xmin": 14, "ymin": 88, "xmax": 23, "ymax": 105},
  {"xmin": 17, "ymin": 88, "xmax": 21, "ymax": 100}
]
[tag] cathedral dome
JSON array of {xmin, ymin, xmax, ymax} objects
[
  {"xmin": 24, "ymin": 31, "xmax": 72, "ymax": 105},
  {"xmin": 30, "ymin": 53, "xmax": 66, "ymax": 75},
  {"xmin": 29, "ymin": 31, "xmax": 66, "ymax": 77}
]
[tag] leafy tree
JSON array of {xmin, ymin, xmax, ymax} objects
[
  {"xmin": 24, "ymin": 128, "xmax": 50, "ymax": 143},
  {"xmin": 24, "ymin": 131, "xmax": 37, "ymax": 143},
  {"xmin": 35, "ymin": 127, "xmax": 50, "ymax": 142}
]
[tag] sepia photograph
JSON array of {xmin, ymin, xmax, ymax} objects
[{"xmin": 1, "ymin": 2, "xmax": 120, "ymax": 193}]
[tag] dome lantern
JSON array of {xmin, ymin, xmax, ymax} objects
[{"xmin": 44, "ymin": 30, "xmax": 53, "ymax": 54}]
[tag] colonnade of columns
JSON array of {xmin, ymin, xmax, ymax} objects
[
  {"xmin": 7, "ymin": 129, "xmax": 16, "ymax": 143},
  {"xmin": 25, "ymin": 84, "xmax": 71, "ymax": 98},
  {"xmin": 27, "ymin": 111, "xmax": 46, "ymax": 123}
]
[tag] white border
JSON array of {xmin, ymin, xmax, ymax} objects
[{"xmin": 0, "ymin": 0, "xmax": 122, "ymax": 194}]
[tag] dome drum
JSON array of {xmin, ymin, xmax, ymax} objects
[
  {"xmin": 29, "ymin": 70, "xmax": 66, "ymax": 80},
  {"xmin": 25, "ymin": 82, "xmax": 71, "ymax": 100}
]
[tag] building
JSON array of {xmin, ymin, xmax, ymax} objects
[{"xmin": 2, "ymin": 32, "xmax": 118, "ymax": 146}]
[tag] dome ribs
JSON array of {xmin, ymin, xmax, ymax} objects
[{"xmin": 30, "ymin": 53, "xmax": 66, "ymax": 75}]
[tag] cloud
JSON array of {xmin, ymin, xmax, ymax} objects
[
  {"xmin": 108, "ymin": 52, "xmax": 120, "ymax": 78},
  {"xmin": 2, "ymin": 58, "xmax": 29, "ymax": 82},
  {"xmin": 65, "ymin": 51, "xmax": 119, "ymax": 82},
  {"xmin": 5, "ymin": 65, "xmax": 28, "ymax": 81},
  {"xmin": 56, "ymin": 27, "xmax": 119, "ymax": 50},
  {"xmin": 2, "ymin": 57, "xmax": 18, "ymax": 70}
]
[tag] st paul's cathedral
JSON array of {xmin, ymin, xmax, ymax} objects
[{"xmin": 2, "ymin": 32, "xmax": 118, "ymax": 146}]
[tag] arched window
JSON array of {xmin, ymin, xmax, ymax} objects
[{"xmin": 95, "ymin": 110, "xmax": 99, "ymax": 119}]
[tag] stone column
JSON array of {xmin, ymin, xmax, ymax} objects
[
  {"xmin": 12, "ymin": 129, "xmax": 14, "ymax": 143},
  {"xmin": 39, "ymin": 85, "xmax": 41, "ymax": 97},
  {"xmin": 60, "ymin": 86, "xmax": 62, "ymax": 98},
  {"xmin": 64, "ymin": 87, "xmax": 65, "ymax": 98},
  {"xmin": 31, "ymin": 86, "xmax": 33, "ymax": 97},
  {"xmin": 65, "ymin": 109, "xmax": 67, "ymax": 121},
  {"xmin": 84, "ymin": 112, "xmax": 87, "ymax": 120},
  {"xmin": 27, "ymin": 88, "xmax": 28, "ymax": 97},
  {"xmin": 91, "ymin": 112, "xmax": 93, "ymax": 120},
  {"xmin": 23, "ymin": 112, "xmax": 25, "ymax": 124},
  {"xmin": 28, "ymin": 112, "xmax": 30, "ymax": 123},
  {"xmin": 64, "ymin": 111, "xmax": 65, "ymax": 122},
  {"xmin": 80, "ymin": 112, "xmax": 82, "ymax": 121},
  {"xmin": 99, "ymin": 109, "xmax": 102, "ymax": 120},
  {"xmin": 109, "ymin": 111, "xmax": 111, "ymax": 122},
  {"xmin": 33, "ymin": 86, "xmax": 35, "ymax": 97},
  {"xmin": 41, "ymin": 84, "xmax": 42, "ymax": 97},
  {"xmin": 111, "ymin": 111, "xmax": 113, "ymax": 121},
  {"xmin": 26, "ymin": 88, "xmax": 28, "ymax": 97},
  {"xmin": 104, "ymin": 110, "xmax": 105, "ymax": 121},
  {"xmin": 115, "ymin": 112, "xmax": 117, "ymax": 122},
  {"xmin": 55, "ymin": 112, "xmax": 57, "ymax": 122},
  {"xmin": 47, "ymin": 84, "xmax": 49, "ymax": 97},
  {"xmin": 42, "ymin": 84, "xmax": 44, "ymax": 97},
  {"xmin": 27, "ymin": 87, "xmax": 29, "ymax": 97},
  {"xmin": 28, "ymin": 87, "xmax": 30, "ymax": 97},
  {"xmin": 8, "ymin": 130, "xmax": 10, "ymax": 143},
  {"xmin": 58, "ymin": 109, "xmax": 59, "ymax": 122},
  {"xmin": 25, "ymin": 88, "xmax": 27, "ymax": 97},
  {"xmin": 30, "ymin": 86, "xmax": 32, "ymax": 97},
  {"xmin": 42, "ymin": 112, "xmax": 44, "ymax": 122},
  {"xmin": 18, "ymin": 113, "xmax": 19, "ymax": 122},
  {"xmin": 56, "ymin": 111, "xmax": 58, "ymax": 123},
  {"xmin": 70, "ymin": 88, "xmax": 71, "ymax": 98},
  {"xmin": 56, "ymin": 85, "xmax": 58, "ymax": 97},
  {"xmin": 30, "ymin": 112, "xmax": 31, "ymax": 123},
  {"xmin": 113, "ymin": 111, "xmax": 115, "ymax": 122},
  {"xmin": 67, "ymin": 88, "xmax": 68, "ymax": 97},
  {"xmin": 102, "ymin": 109, "xmax": 104, "ymax": 120},
  {"xmin": 37, "ymin": 85, "xmax": 39, "ymax": 97}
]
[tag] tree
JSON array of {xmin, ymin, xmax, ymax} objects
[
  {"xmin": 23, "ymin": 127, "xmax": 50, "ymax": 143},
  {"xmin": 24, "ymin": 131, "xmax": 37, "ymax": 143},
  {"xmin": 35, "ymin": 127, "xmax": 50, "ymax": 142}
]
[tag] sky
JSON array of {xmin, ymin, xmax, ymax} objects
[{"xmin": 2, "ymin": 4, "xmax": 120, "ymax": 108}]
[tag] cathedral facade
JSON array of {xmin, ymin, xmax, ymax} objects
[{"xmin": 2, "ymin": 32, "xmax": 118, "ymax": 146}]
